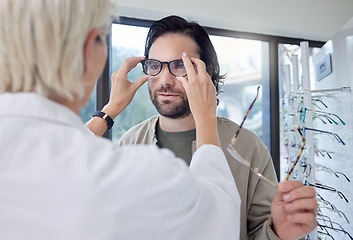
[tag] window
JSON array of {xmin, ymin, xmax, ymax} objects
[{"xmin": 210, "ymin": 36, "xmax": 269, "ymax": 140}]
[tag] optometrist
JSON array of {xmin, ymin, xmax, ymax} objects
[{"xmin": 0, "ymin": 1, "xmax": 244, "ymax": 240}]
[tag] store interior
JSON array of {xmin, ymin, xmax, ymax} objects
[{"xmin": 88, "ymin": 2, "xmax": 353, "ymax": 238}]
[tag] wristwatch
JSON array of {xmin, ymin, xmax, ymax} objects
[{"xmin": 91, "ymin": 111, "xmax": 114, "ymax": 129}]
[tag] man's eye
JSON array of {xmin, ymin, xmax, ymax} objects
[
  {"xmin": 149, "ymin": 64, "xmax": 160, "ymax": 70},
  {"xmin": 174, "ymin": 63, "xmax": 185, "ymax": 69}
]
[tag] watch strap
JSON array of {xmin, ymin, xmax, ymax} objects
[{"xmin": 92, "ymin": 111, "xmax": 114, "ymax": 129}]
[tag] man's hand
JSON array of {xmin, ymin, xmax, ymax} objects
[{"xmin": 271, "ymin": 180, "xmax": 318, "ymax": 240}]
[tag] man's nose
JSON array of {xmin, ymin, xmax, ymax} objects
[{"xmin": 158, "ymin": 65, "xmax": 175, "ymax": 86}]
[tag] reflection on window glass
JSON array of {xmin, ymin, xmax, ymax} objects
[
  {"xmin": 111, "ymin": 23, "xmax": 269, "ymax": 145},
  {"xmin": 80, "ymin": 85, "xmax": 96, "ymax": 123}
]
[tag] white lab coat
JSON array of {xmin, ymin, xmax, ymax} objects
[{"xmin": 0, "ymin": 93, "xmax": 240, "ymax": 240}]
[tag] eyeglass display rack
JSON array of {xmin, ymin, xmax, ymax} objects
[{"xmin": 279, "ymin": 17, "xmax": 353, "ymax": 240}]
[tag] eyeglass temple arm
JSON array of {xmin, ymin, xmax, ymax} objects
[
  {"xmin": 303, "ymin": 107, "xmax": 345, "ymax": 125},
  {"xmin": 303, "ymin": 127, "xmax": 346, "ymax": 145},
  {"xmin": 249, "ymin": 168, "xmax": 277, "ymax": 187},
  {"xmin": 285, "ymin": 126, "xmax": 306, "ymax": 180},
  {"xmin": 231, "ymin": 86, "xmax": 260, "ymax": 145}
]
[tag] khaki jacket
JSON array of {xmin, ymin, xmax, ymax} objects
[{"xmin": 119, "ymin": 116, "xmax": 282, "ymax": 240}]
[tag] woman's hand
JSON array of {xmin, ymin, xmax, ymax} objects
[
  {"xmin": 271, "ymin": 180, "xmax": 318, "ymax": 240},
  {"xmin": 177, "ymin": 53, "xmax": 217, "ymax": 121},
  {"xmin": 86, "ymin": 56, "xmax": 148, "ymax": 136},
  {"xmin": 103, "ymin": 57, "xmax": 149, "ymax": 119},
  {"xmin": 178, "ymin": 52, "xmax": 219, "ymax": 148}
]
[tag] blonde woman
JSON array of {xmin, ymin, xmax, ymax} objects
[{"xmin": 0, "ymin": 1, "xmax": 241, "ymax": 240}]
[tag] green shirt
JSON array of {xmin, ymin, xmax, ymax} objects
[{"xmin": 156, "ymin": 124, "xmax": 196, "ymax": 165}]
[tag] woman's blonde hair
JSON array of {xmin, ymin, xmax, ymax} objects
[{"xmin": 0, "ymin": 0, "xmax": 118, "ymax": 101}]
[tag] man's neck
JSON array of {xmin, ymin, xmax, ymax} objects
[{"xmin": 159, "ymin": 114, "xmax": 196, "ymax": 132}]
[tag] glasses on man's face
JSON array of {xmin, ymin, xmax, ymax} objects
[
  {"xmin": 141, "ymin": 58, "xmax": 187, "ymax": 77},
  {"xmin": 227, "ymin": 86, "xmax": 277, "ymax": 187}
]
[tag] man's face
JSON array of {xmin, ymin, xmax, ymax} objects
[{"xmin": 147, "ymin": 33, "xmax": 200, "ymax": 119}]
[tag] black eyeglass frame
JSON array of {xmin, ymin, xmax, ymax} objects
[{"xmin": 141, "ymin": 58, "xmax": 187, "ymax": 77}]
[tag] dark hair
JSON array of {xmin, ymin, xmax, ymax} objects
[{"xmin": 144, "ymin": 15, "xmax": 224, "ymax": 95}]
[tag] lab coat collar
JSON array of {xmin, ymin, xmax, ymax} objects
[{"xmin": 0, "ymin": 92, "xmax": 89, "ymax": 134}]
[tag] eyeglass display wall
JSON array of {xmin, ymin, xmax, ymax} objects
[{"xmin": 279, "ymin": 17, "xmax": 353, "ymax": 240}]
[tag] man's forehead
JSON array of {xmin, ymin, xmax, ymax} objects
[{"xmin": 148, "ymin": 34, "xmax": 200, "ymax": 59}]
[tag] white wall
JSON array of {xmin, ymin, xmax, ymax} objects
[{"xmin": 117, "ymin": 0, "xmax": 353, "ymax": 42}]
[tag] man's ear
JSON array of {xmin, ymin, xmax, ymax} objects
[{"xmin": 83, "ymin": 28, "xmax": 100, "ymax": 72}]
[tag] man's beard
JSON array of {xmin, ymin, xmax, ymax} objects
[{"xmin": 149, "ymin": 85, "xmax": 191, "ymax": 119}]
